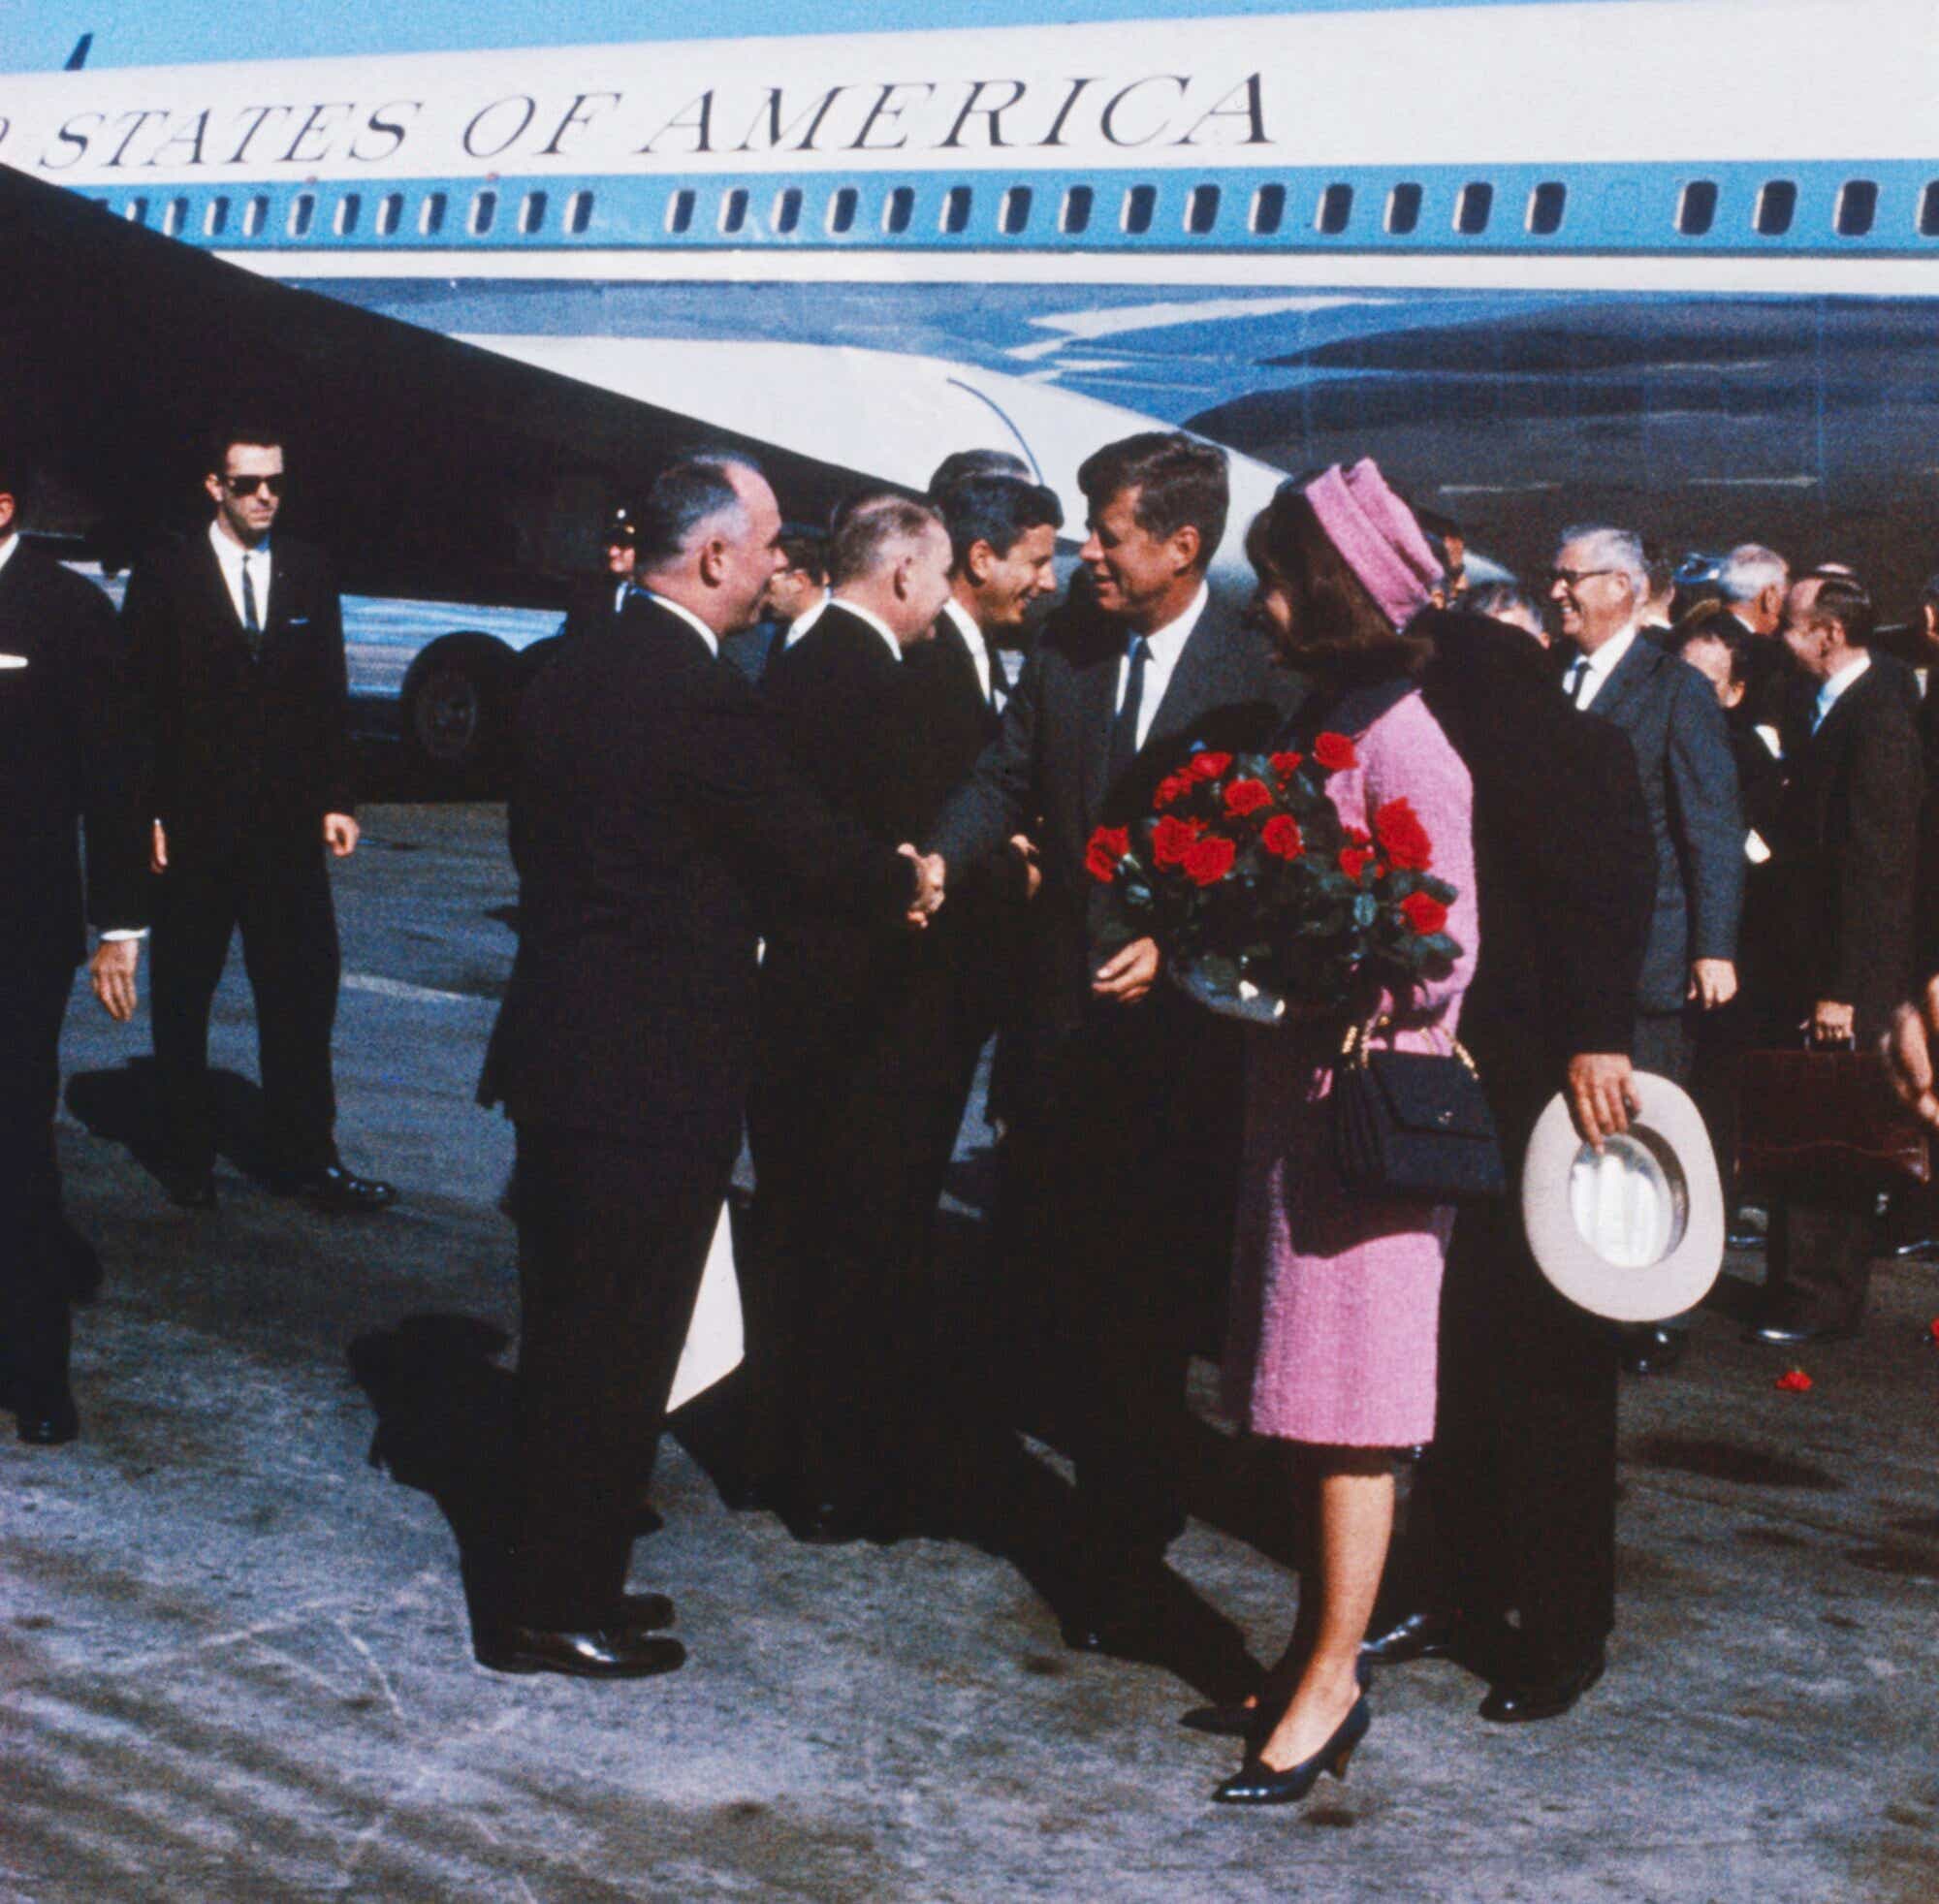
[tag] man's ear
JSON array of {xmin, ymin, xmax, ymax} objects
[
  {"xmin": 1169, "ymin": 524, "xmax": 1202, "ymax": 576},
  {"xmin": 966, "ymin": 539, "xmax": 995, "ymax": 587},
  {"xmin": 891, "ymin": 554, "xmax": 915, "ymax": 601},
  {"xmin": 697, "ymin": 536, "xmax": 727, "ymax": 587}
]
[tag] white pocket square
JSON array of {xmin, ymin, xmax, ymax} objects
[{"xmin": 0, "ymin": 653, "xmax": 28, "ymax": 670}]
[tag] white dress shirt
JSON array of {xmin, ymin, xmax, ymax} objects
[
  {"xmin": 783, "ymin": 590, "xmax": 831, "ymax": 650},
  {"xmin": 1116, "ymin": 582, "xmax": 1209, "ymax": 751},
  {"xmin": 643, "ymin": 590, "xmax": 719, "ymax": 658},
  {"xmin": 0, "ymin": 527, "xmax": 19, "ymax": 581},
  {"xmin": 1812, "ymin": 652, "xmax": 1872, "ymax": 733},
  {"xmin": 829, "ymin": 596, "xmax": 906, "ymax": 665},
  {"xmin": 939, "ymin": 596, "xmax": 995, "ymax": 704},
  {"xmin": 1563, "ymin": 624, "xmax": 1638, "ymax": 711},
  {"xmin": 208, "ymin": 519, "xmax": 270, "ymax": 629}
]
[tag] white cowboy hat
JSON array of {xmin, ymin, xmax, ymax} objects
[{"xmin": 1521, "ymin": 1073, "xmax": 1725, "ymax": 1322}]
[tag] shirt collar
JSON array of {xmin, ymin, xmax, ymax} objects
[
  {"xmin": 831, "ymin": 595, "xmax": 906, "ymax": 664},
  {"xmin": 0, "ymin": 529, "xmax": 17, "ymax": 578},
  {"xmin": 1578, "ymin": 622, "xmax": 1638, "ymax": 684},
  {"xmin": 208, "ymin": 518, "xmax": 269, "ymax": 569},
  {"xmin": 643, "ymin": 589, "xmax": 719, "ymax": 658},
  {"xmin": 1817, "ymin": 651, "xmax": 1871, "ymax": 713},
  {"xmin": 1133, "ymin": 581, "xmax": 1211, "ymax": 662},
  {"xmin": 941, "ymin": 594, "xmax": 986, "ymax": 654}
]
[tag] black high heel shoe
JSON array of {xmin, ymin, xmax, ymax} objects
[
  {"xmin": 1212, "ymin": 1694, "xmax": 1371, "ymax": 1806},
  {"xmin": 1183, "ymin": 1659, "xmax": 1369, "ymax": 1742}
]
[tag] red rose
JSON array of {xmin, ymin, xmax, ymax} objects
[
  {"xmin": 1086, "ymin": 825, "xmax": 1130, "ymax": 883},
  {"xmin": 1261, "ymin": 814, "xmax": 1304, "ymax": 859},
  {"xmin": 1269, "ymin": 750, "xmax": 1304, "ymax": 780},
  {"xmin": 1400, "ymin": 890, "xmax": 1448, "ymax": 935},
  {"xmin": 1189, "ymin": 750, "xmax": 1233, "ymax": 781},
  {"xmin": 1313, "ymin": 732, "xmax": 1357, "ymax": 773},
  {"xmin": 1224, "ymin": 777, "xmax": 1271, "ymax": 817},
  {"xmin": 1373, "ymin": 797, "xmax": 1434, "ymax": 872},
  {"xmin": 1153, "ymin": 771, "xmax": 1193, "ymax": 809},
  {"xmin": 1775, "ymin": 1368, "xmax": 1814, "ymax": 1393},
  {"xmin": 1182, "ymin": 835, "xmax": 1237, "ymax": 887},
  {"xmin": 1339, "ymin": 846, "xmax": 1375, "ymax": 881},
  {"xmin": 1151, "ymin": 814, "xmax": 1199, "ymax": 868}
]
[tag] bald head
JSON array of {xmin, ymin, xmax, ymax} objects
[
  {"xmin": 634, "ymin": 455, "xmax": 784, "ymax": 636},
  {"xmin": 828, "ymin": 493, "xmax": 954, "ymax": 647}
]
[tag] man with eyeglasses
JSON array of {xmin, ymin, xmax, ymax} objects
[{"xmin": 121, "ymin": 426, "xmax": 396, "ymax": 1215}]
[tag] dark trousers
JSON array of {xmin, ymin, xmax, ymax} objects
[
  {"xmin": 150, "ymin": 831, "xmax": 340, "ymax": 1177},
  {"xmin": 1387, "ymin": 1163, "xmax": 1620, "ymax": 1674},
  {"xmin": 0, "ymin": 960, "xmax": 77, "ymax": 1400},
  {"xmin": 1764, "ymin": 1197, "xmax": 1877, "ymax": 1334},
  {"xmin": 505, "ymin": 1124, "xmax": 729, "ymax": 1628}
]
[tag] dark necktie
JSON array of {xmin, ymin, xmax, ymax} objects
[
  {"xmin": 1108, "ymin": 635, "xmax": 1150, "ymax": 787},
  {"xmin": 240, "ymin": 554, "xmax": 263, "ymax": 658}
]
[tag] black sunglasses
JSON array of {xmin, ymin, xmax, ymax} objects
[{"xmin": 222, "ymin": 473, "xmax": 286, "ymax": 497}]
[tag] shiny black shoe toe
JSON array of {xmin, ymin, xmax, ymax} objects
[
  {"xmin": 15, "ymin": 1385, "xmax": 80, "ymax": 1446},
  {"xmin": 474, "ymin": 1623, "xmax": 685, "ymax": 1679},
  {"xmin": 294, "ymin": 1162, "xmax": 397, "ymax": 1214},
  {"xmin": 1212, "ymin": 1696, "xmax": 1371, "ymax": 1806},
  {"xmin": 1620, "ymin": 1325, "xmax": 1687, "ymax": 1377},
  {"xmin": 1479, "ymin": 1649, "xmax": 1605, "ymax": 1724},
  {"xmin": 1360, "ymin": 1607, "xmax": 1457, "ymax": 1666}
]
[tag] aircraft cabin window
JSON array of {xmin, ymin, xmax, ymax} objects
[
  {"xmin": 718, "ymin": 188, "xmax": 747, "ymax": 236},
  {"xmin": 522, "ymin": 191, "xmax": 549, "ymax": 236},
  {"xmin": 667, "ymin": 189, "xmax": 695, "ymax": 236},
  {"xmin": 1386, "ymin": 182, "xmax": 1422, "ymax": 236},
  {"xmin": 335, "ymin": 194, "xmax": 361, "ymax": 238},
  {"xmin": 1124, "ymin": 184, "xmax": 1157, "ymax": 235},
  {"xmin": 1755, "ymin": 181, "xmax": 1796, "ymax": 237},
  {"xmin": 1317, "ymin": 183, "xmax": 1353, "ymax": 236},
  {"xmin": 1252, "ymin": 184, "xmax": 1286, "ymax": 236},
  {"xmin": 884, "ymin": 186, "xmax": 914, "ymax": 235},
  {"xmin": 162, "ymin": 197, "xmax": 187, "ymax": 237},
  {"xmin": 828, "ymin": 186, "xmax": 858, "ymax": 235},
  {"xmin": 1455, "ymin": 182, "xmax": 1493, "ymax": 235},
  {"xmin": 1186, "ymin": 184, "xmax": 1221, "ymax": 235},
  {"xmin": 205, "ymin": 197, "xmax": 229, "ymax": 238},
  {"xmin": 1061, "ymin": 185, "xmax": 1094, "ymax": 235},
  {"xmin": 123, "ymin": 197, "xmax": 148, "ymax": 225},
  {"xmin": 470, "ymin": 190, "xmax": 497, "ymax": 237},
  {"xmin": 1922, "ymin": 182, "xmax": 1939, "ymax": 238},
  {"xmin": 1527, "ymin": 181, "xmax": 1567, "ymax": 236},
  {"xmin": 942, "ymin": 186, "xmax": 973, "ymax": 235},
  {"xmin": 773, "ymin": 187, "xmax": 803, "ymax": 235},
  {"xmin": 377, "ymin": 193, "xmax": 402, "ymax": 237},
  {"xmin": 1001, "ymin": 187, "xmax": 1033, "ymax": 235},
  {"xmin": 566, "ymin": 190, "xmax": 594, "ymax": 236},
  {"xmin": 421, "ymin": 192, "xmax": 447, "ymax": 237},
  {"xmin": 289, "ymin": 194, "xmax": 315, "ymax": 238},
  {"xmin": 243, "ymin": 196, "xmax": 268, "ymax": 238},
  {"xmin": 1677, "ymin": 180, "xmax": 1718, "ymax": 237},
  {"xmin": 1836, "ymin": 180, "xmax": 1878, "ymax": 237}
]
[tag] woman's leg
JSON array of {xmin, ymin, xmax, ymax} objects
[{"xmin": 1258, "ymin": 1447, "xmax": 1393, "ymax": 1771}]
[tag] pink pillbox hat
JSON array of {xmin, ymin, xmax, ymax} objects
[{"xmin": 1301, "ymin": 459, "xmax": 1445, "ymax": 632}]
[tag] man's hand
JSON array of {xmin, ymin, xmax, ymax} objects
[
  {"xmin": 899, "ymin": 845, "xmax": 944, "ymax": 930},
  {"xmin": 1885, "ymin": 977, "xmax": 1939, "ymax": 1130},
  {"xmin": 150, "ymin": 820, "xmax": 168, "ymax": 874},
  {"xmin": 1688, "ymin": 959, "xmax": 1737, "ymax": 1010},
  {"xmin": 1567, "ymin": 1052, "xmax": 1640, "ymax": 1152},
  {"xmin": 1810, "ymin": 999, "xmax": 1856, "ymax": 1047},
  {"xmin": 89, "ymin": 939, "xmax": 141, "ymax": 1023},
  {"xmin": 1093, "ymin": 936, "xmax": 1160, "ymax": 1005},
  {"xmin": 324, "ymin": 813, "xmax": 361, "ymax": 859},
  {"xmin": 1009, "ymin": 834, "xmax": 1043, "ymax": 902}
]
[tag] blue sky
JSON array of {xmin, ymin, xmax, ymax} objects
[{"xmin": 1, "ymin": 0, "xmax": 1658, "ymax": 72}]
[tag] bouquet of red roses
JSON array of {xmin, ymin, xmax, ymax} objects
[{"xmin": 1084, "ymin": 730, "xmax": 1462, "ymax": 1023}]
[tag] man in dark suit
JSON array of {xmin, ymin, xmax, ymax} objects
[
  {"xmin": 0, "ymin": 455, "xmax": 151, "ymax": 1444},
  {"xmin": 1367, "ymin": 606, "xmax": 1655, "ymax": 1724},
  {"xmin": 478, "ymin": 453, "xmax": 933, "ymax": 1677},
  {"xmin": 1713, "ymin": 543, "xmax": 1794, "ymax": 734},
  {"xmin": 721, "ymin": 523, "xmax": 824, "ymax": 685},
  {"xmin": 556, "ymin": 504, "xmax": 641, "ymax": 643},
  {"xmin": 1552, "ymin": 524, "xmax": 1744, "ymax": 1374},
  {"xmin": 926, "ymin": 431, "xmax": 1303, "ymax": 1646},
  {"xmin": 121, "ymin": 427, "xmax": 394, "ymax": 1213},
  {"xmin": 747, "ymin": 493, "xmax": 955, "ymax": 1539},
  {"xmin": 1748, "ymin": 572, "xmax": 1923, "ymax": 1346}
]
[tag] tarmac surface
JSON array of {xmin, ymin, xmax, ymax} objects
[{"xmin": 3, "ymin": 794, "xmax": 1937, "ymax": 1904}]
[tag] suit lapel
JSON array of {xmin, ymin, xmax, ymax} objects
[
  {"xmin": 1076, "ymin": 640, "xmax": 1121, "ymax": 823},
  {"xmin": 1587, "ymin": 633, "xmax": 1655, "ymax": 725},
  {"xmin": 1145, "ymin": 613, "xmax": 1226, "ymax": 747}
]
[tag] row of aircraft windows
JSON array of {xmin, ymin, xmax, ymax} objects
[{"xmin": 119, "ymin": 176, "xmax": 1939, "ymax": 243}]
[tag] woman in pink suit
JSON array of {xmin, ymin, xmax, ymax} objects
[{"xmin": 1213, "ymin": 464, "xmax": 1478, "ymax": 1806}]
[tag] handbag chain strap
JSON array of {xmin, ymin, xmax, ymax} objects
[{"xmin": 1339, "ymin": 1012, "xmax": 1480, "ymax": 1081}]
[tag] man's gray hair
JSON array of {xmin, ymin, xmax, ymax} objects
[
  {"xmin": 1556, "ymin": 523, "xmax": 1649, "ymax": 591},
  {"xmin": 827, "ymin": 492, "xmax": 946, "ymax": 588},
  {"xmin": 633, "ymin": 448, "xmax": 765, "ymax": 572},
  {"xmin": 1717, "ymin": 543, "xmax": 1789, "ymax": 605}
]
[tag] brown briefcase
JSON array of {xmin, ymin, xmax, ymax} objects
[{"xmin": 1735, "ymin": 1046, "xmax": 1932, "ymax": 1196}]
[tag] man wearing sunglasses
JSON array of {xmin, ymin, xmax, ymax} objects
[{"xmin": 121, "ymin": 427, "xmax": 395, "ymax": 1215}]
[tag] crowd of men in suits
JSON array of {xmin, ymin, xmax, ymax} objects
[{"xmin": 3, "ymin": 416, "xmax": 1931, "ymax": 1709}]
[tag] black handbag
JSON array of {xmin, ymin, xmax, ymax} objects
[{"xmin": 1331, "ymin": 1016, "xmax": 1507, "ymax": 1203}]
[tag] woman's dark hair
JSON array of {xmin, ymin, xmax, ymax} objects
[{"xmin": 1247, "ymin": 484, "xmax": 1432, "ymax": 681}]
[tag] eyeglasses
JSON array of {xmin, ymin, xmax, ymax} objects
[
  {"xmin": 223, "ymin": 474, "xmax": 285, "ymax": 497},
  {"xmin": 1547, "ymin": 566, "xmax": 1621, "ymax": 590}
]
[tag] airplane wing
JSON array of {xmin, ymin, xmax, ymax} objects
[{"xmin": 0, "ymin": 161, "xmax": 867, "ymax": 607}]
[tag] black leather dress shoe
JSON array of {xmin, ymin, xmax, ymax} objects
[
  {"xmin": 614, "ymin": 1593, "xmax": 675, "ymax": 1632},
  {"xmin": 1479, "ymin": 1649, "xmax": 1605, "ymax": 1724},
  {"xmin": 474, "ymin": 1623, "xmax": 685, "ymax": 1679},
  {"xmin": 14, "ymin": 1384, "xmax": 80, "ymax": 1446},
  {"xmin": 1744, "ymin": 1311, "xmax": 1852, "ymax": 1348},
  {"xmin": 291, "ymin": 1162, "xmax": 397, "ymax": 1214},
  {"xmin": 157, "ymin": 1167, "xmax": 218, "ymax": 1211},
  {"xmin": 1620, "ymin": 1325, "xmax": 1687, "ymax": 1377},
  {"xmin": 1360, "ymin": 1608, "xmax": 1457, "ymax": 1665}
]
